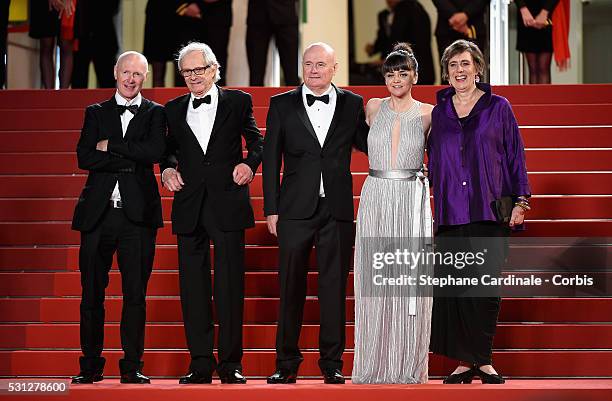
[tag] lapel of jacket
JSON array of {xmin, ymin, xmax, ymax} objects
[
  {"xmin": 208, "ymin": 85, "xmax": 230, "ymax": 148},
  {"xmin": 177, "ymin": 93, "xmax": 206, "ymax": 157},
  {"xmin": 124, "ymin": 97, "xmax": 151, "ymax": 141},
  {"xmin": 322, "ymin": 84, "xmax": 346, "ymax": 149},
  {"xmin": 293, "ymin": 85, "xmax": 320, "ymax": 148},
  {"xmin": 102, "ymin": 96, "xmax": 124, "ymax": 141}
]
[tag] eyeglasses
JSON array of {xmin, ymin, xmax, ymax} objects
[{"xmin": 180, "ymin": 65, "xmax": 211, "ymax": 78}]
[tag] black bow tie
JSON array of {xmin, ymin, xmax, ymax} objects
[
  {"xmin": 117, "ymin": 104, "xmax": 139, "ymax": 115},
  {"xmin": 193, "ymin": 95, "xmax": 212, "ymax": 109},
  {"xmin": 306, "ymin": 94, "xmax": 330, "ymax": 107}
]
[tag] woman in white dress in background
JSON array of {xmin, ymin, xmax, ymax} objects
[{"xmin": 352, "ymin": 43, "xmax": 434, "ymax": 384}]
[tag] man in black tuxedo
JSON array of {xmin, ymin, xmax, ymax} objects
[
  {"xmin": 246, "ymin": 0, "xmax": 299, "ymax": 86},
  {"xmin": 71, "ymin": 51, "xmax": 166, "ymax": 384},
  {"xmin": 161, "ymin": 42, "xmax": 263, "ymax": 384},
  {"xmin": 263, "ymin": 42, "xmax": 368, "ymax": 384},
  {"xmin": 433, "ymin": 0, "xmax": 488, "ymax": 61}
]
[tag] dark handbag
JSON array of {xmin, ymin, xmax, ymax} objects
[{"xmin": 492, "ymin": 196, "xmax": 513, "ymax": 223}]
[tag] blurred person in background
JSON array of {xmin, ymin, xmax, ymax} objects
[
  {"xmin": 29, "ymin": 0, "xmax": 75, "ymax": 88},
  {"xmin": 246, "ymin": 0, "xmax": 299, "ymax": 86},
  {"xmin": 71, "ymin": 0, "xmax": 119, "ymax": 88}
]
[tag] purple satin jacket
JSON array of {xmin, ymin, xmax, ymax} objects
[{"xmin": 427, "ymin": 83, "xmax": 531, "ymax": 229}]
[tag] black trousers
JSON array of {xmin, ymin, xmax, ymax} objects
[
  {"xmin": 275, "ymin": 197, "xmax": 353, "ymax": 372},
  {"xmin": 174, "ymin": 20, "xmax": 230, "ymax": 86},
  {"xmin": 72, "ymin": 38, "xmax": 117, "ymax": 88},
  {"xmin": 430, "ymin": 221, "xmax": 509, "ymax": 366},
  {"xmin": 246, "ymin": 22, "xmax": 299, "ymax": 86},
  {"xmin": 177, "ymin": 194, "xmax": 245, "ymax": 375},
  {"xmin": 0, "ymin": 0, "xmax": 9, "ymax": 89},
  {"xmin": 78, "ymin": 207, "xmax": 156, "ymax": 374}
]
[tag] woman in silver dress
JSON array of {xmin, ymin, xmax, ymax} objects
[{"xmin": 352, "ymin": 43, "xmax": 434, "ymax": 384}]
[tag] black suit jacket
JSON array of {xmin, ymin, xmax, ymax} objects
[
  {"xmin": 73, "ymin": 0, "xmax": 120, "ymax": 54},
  {"xmin": 433, "ymin": 0, "xmax": 488, "ymax": 39},
  {"xmin": 177, "ymin": 0, "xmax": 232, "ymax": 26},
  {"xmin": 161, "ymin": 87, "xmax": 263, "ymax": 234},
  {"xmin": 263, "ymin": 85, "xmax": 368, "ymax": 222},
  {"xmin": 72, "ymin": 96, "xmax": 166, "ymax": 232},
  {"xmin": 247, "ymin": 0, "xmax": 298, "ymax": 26},
  {"xmin": 372, "ymin": 9, "xmax": 393, "ymax": 58},
  {"xmin": 391, "ymin": 0, "xmax": 436, "ymax": 85}
]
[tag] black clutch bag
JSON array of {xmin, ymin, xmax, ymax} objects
[{"xmin": 492, "ymin": 196, "xmax": 513, "ymax": 223}]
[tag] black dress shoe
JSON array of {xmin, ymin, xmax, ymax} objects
[
  {"xmin": 120, "ymin": 371, "xmax": 150, "ymax": 384},
  {"xmin": 443, "ymin": 368, "xmax": 476, "ymax": 384},
  {"xmin": 71, "ymin": 371, "xmax": 103, "ymax": 384},
  {"xmin": 267, "ymin": 369, "xmax": 297, "ymax": 384},
  {"xmin": 219, "ymin": 369, "xmax": 247, "ymax": 384},
  {"xmin": 477, "ymin": 368, "xmax": 506, "ymax": 384},
  {"xmin": 322, "ymin": 368, "xmax": 345, "ymax": 384},
  {"xmin": 179, "ymin": 371, "xmax": 212, "ymax": 384}
]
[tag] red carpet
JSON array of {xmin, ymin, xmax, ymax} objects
[
  {"xmin": 1, "ymin": 380, "xmax": 611, "ymax": 401},
  {"xmin": 0, "ymin": 85, "xmax": 611, "ymax": 400}
]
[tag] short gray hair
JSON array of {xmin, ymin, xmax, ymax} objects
[{"xmin": 176, "ymin": 42, "xmax": 221, "ymax": 83}]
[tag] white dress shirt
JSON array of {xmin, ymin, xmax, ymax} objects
[
  {"xmin": 110, "ymin": 91, "xmax": 142, "ymax": 202},
  {"xmin": 302, "ymin": 85, "xmax": 336, "ymax": 197},
  {"xmin": 187, "ymin": 85, "xmax": 219, "ymax": 155}
]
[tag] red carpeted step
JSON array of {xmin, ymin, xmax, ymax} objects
[
  {"xmin": 0, "ymin": 152, "xmax": 371, "ymax": 174},
  {"xmin": 0, "ymin": 271, "xmax": 317, "ymax": 297},
  {"xmin": 520, "ymin": 127, "xmax": 612, "ymax": 148},
  {"xmin": 2, "ymin": 105, "xmax": 612, "ymax": 132},
  {"xmin": 1, "ymin": 219, "xmax": 612, "ymax": 246},
  {"xmin": 1, "ymin": 127, "xmax": 611, "ymax": 153},
  {"xmin": 0, "ymin": 130, "xmax": 80, "ymax": 152},
  {"xmin": 1, "ymin": 85, "xmax": 612, "ymax": 109},
  {"xmin": 3, "ymin": 271, "xmax": 610, "ymax": 297},
  {"xmin": 1, "ymin": 349, "xmax": 612, "ymax": 377},
  {"xmin": 2, "ymin": 149, "xmax": 612, "ymax": 174},
  {"xmin": 1, "ymin": 380, "xmax": 611, "ymax": 401},
  {"xmin": 2, "ymin": 196, "xmax": 611, "ymax": 222},
  {"xmin": 1, "ymin": 242, "xmax": 608, "ymax": 272},
  {"xmin": 0, "ymin": 173, "xmax": 611, "ymax": 198},
  {"xmin": 1, "ymin": 298, "xmax": 610, "ymax": 324},
  {"xmin": 2, "ymin": 323, "xmax": 611, "ymax": 350},
  {"xmin": 2, "ymin": 268, "xmax": 610, "ymax": 298},
  {"xmin": 0, "ymin": 246, "xmax": 298, "ymax": 272}
]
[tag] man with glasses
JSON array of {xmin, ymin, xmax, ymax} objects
[{"xmin": 161, "ymin": 42, "xmax": 263, "ymax": 384}]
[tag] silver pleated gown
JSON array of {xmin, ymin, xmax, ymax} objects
[{"xmin": 352, "ymin": 99, "xmax": 433, "ymax": 384}]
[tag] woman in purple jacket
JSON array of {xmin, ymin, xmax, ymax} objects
[{"xmin": 427, "ymin": 40, "xmax": 531, "ymax": 384}]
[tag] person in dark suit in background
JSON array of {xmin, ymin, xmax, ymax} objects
[
  {"xmin": 263, "ymin": 42, "xmax": 368, "ymax": 384},
  {"xmin": 246, "ymin": 0, "xmax": 299, "ymax": 86},
  {"xmin": 433, "ymin": 0, "xmax": 488, "ymax": 64},
  {"xmin": 0, "ymin": 0, "xmax": 9, "ymax": 89},
  {"xmin": 71, "ymin": 51, "xmax": 166, "ymax": 384},
  {"xmin": 174, "ymin": 0, "xmax": 232, "ymax": 86},
  {"xmin": 72, "ymin": 0, "xmax": 120, "ymax": 88},
  {"xmin": 143, "ymin": 0, "xmax": 181, "ymax": 87},
  {"xmin": 365, "ymin": 0, "xmax": 402, "ymax": 61},
  {"xmin": 161, "ymin": 42, "xmax": 263, "ymax": 384},
  {"xmin": 28, "ymin": 0, "xmax": 74, "ymax": 89},
  {"xmin": 390, "ymin": 0, "xmax": 436, "ymax": 84}
]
